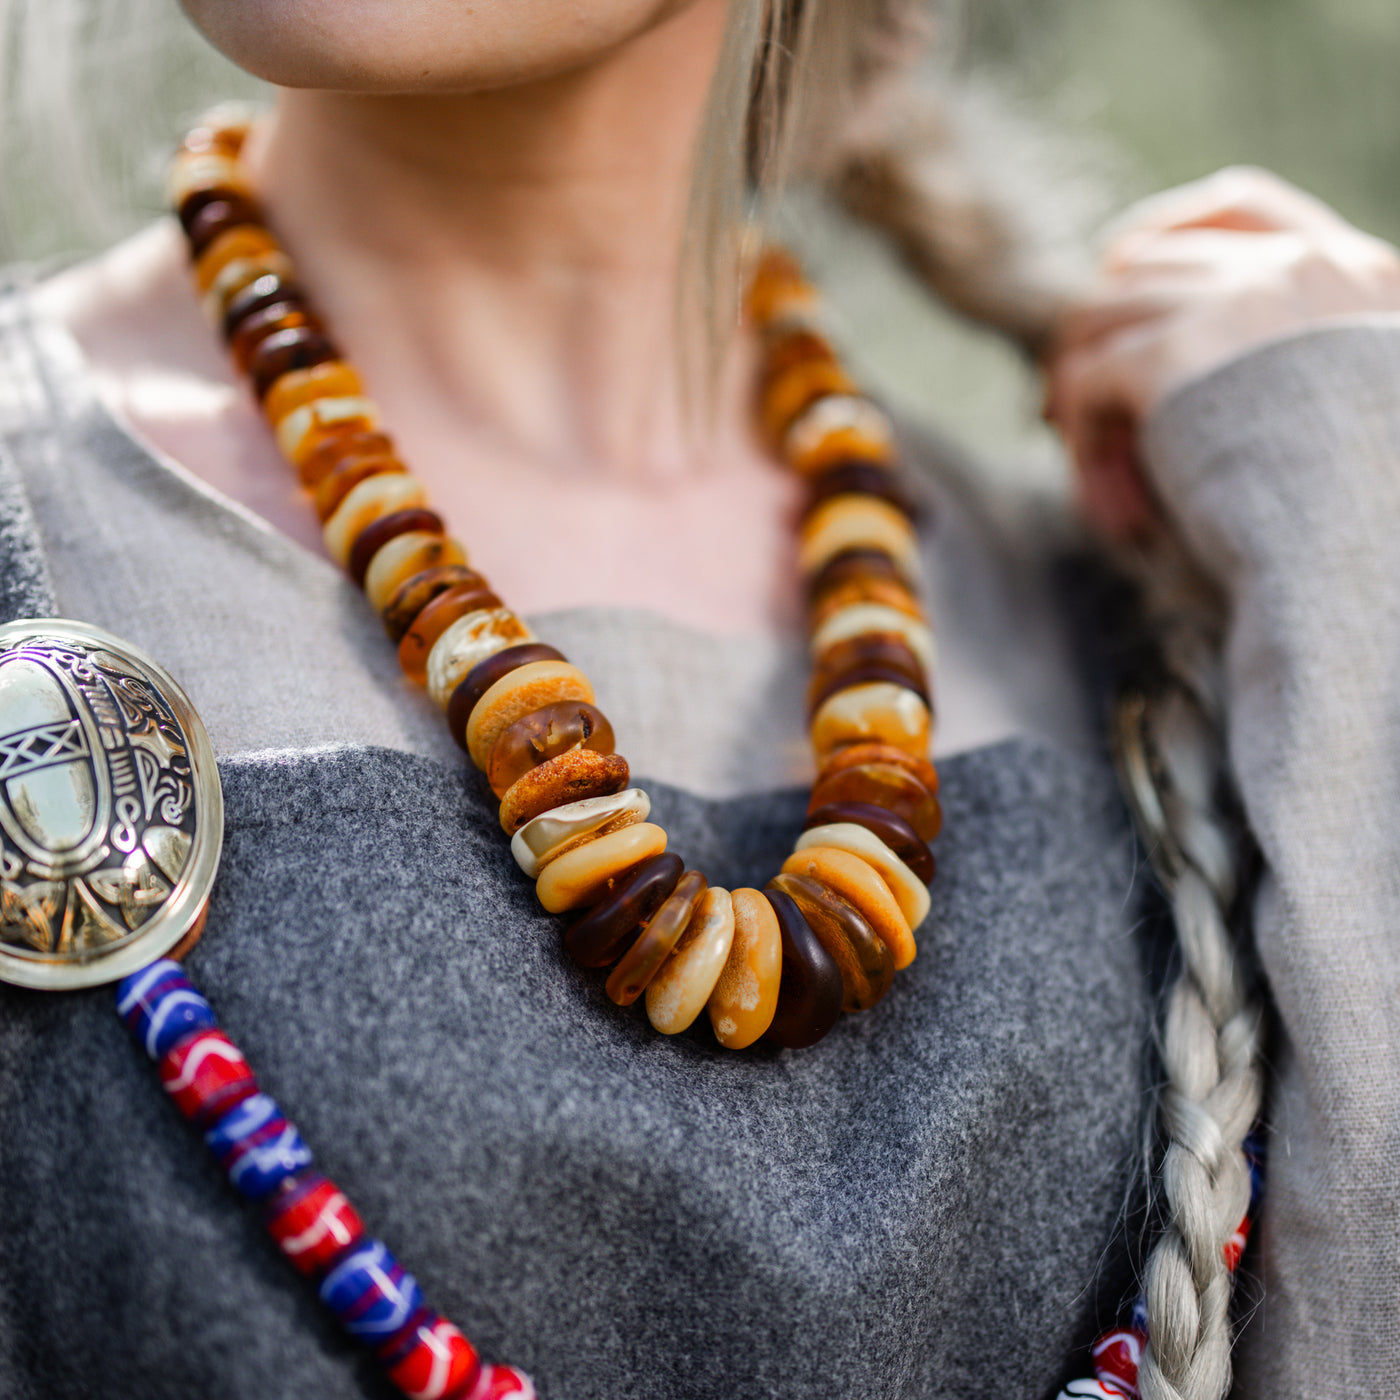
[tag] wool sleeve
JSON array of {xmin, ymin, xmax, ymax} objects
[{"xmin": 1142, "ymin": 318, "xmax": 1400, "ymax": 1397}]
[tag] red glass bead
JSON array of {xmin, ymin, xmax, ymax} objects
[
  {"xmin": 1091, "ymin": 1327, "xmax": 1146, "ymax": 1398},
  {"xmin": 158, "ymin": 1028, "xmax": 259, "ymax": 1125},
  {"xmin": 263, "ymin": 1171, "xmax": 367, "ymax": 1277},
  {"xmin": 381, "ymin": 1312, "xmax": 482, "ymax": 1400},
  {"xmin": 249, "ymin": 326, "xmax": 339, "ymax": 400},
  {"xmin": 460, "ymin": 1366, "xmax": 537, "ymax": 1400},
  {"xmin": 1223, "ymin": 1213, "xmax": 1252, "ymax": 1272}
]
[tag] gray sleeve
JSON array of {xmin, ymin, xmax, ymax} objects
[{"xmin": 1142, "ymin": 321, "xmax": 1400, "ymax": 1396}]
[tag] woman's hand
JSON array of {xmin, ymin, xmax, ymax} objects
[{"xmin": 1044, "ymin": 166, "xmax": 1400, "ymax": 539}]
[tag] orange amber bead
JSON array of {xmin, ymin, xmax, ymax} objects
[
  {"xmin": 761, "ymin": 359, "xmax": 857, "ymax": 444},
  {"xmin": 745, "ymin": 248, "xmax": 816, "ymax": 326},
  {"xmin": 313, "ymin": 455, "xmax": 407, "ymax": 523},
  {"xmin": 497, "ymin": 750, "xmax": 631, "ymax": 836},
  {"xmin": 808, "ymin": 574, "xmax": 923, "ymax": 631},
  {"xmin": 807, "ymin": 761, "xmax": 942, "ymax": 842},
  {"xmin": 229, "ymin": 302, "xmax": 321, "ymax": 375},
  {"xmin": 605, "ymin": 870, "xmax": 707, "ymax": 1007},
  {"xmin": 296, "ymin": 430, "xmax": 396, "ymax": 490},
  {"xmin": 364, "ymin": 534, "xmax": 467, "ymax": 614},
  {"xmin": 806, "ymin": 633, "xmax": 927, "ymax": 718},
  {"xmin": 767, "ymin": 872, "xmax": 893, "ymax": 1013},
  {"xmin": 264, "ymin": 362, "xmax": 366, "ymax": 426},
  {"xmin": 487, "ymin": 701, "xmax": 616, "ymax": 799},
  {"xmin": 194, "ymin": 225, "xmax": 281, "ymax": 293},
  {"xmin": 819, "ymin": 741, "xmax": 939, "ymax": 798},
  {"xmin": 396, "ymin": 583, "xmax": 505, "ymax": 684},
  {"xmin": 381, "ymin": 565, "xmax": 487, "ymax": 643}
]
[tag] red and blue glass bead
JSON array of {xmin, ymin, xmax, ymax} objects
[
  {"xmin": 319, "ymin": 1239, "xmax": 427, "ymax": 1344},
  {"xmin": 1092, "ymin": 1326, "xmax": 1146, "ymax": 1398},
  {"xmin": 381, "ymin": 1311, "xmax": 482, "ymax": 1399},
  {"xmin": 264, "ymin": 1171, "xmax": 367, "ymax": 1277},
  {"xmin": 159, "ymin": 1027, "xmax": 259, "ymax": 1124},
  {"xmin": 117, "ymin": 960, "xmax": 217, "ymax": 1058},
  {"xmin": 203, "ymin": 1091, "xmax": 314, "ymax": 1199}
]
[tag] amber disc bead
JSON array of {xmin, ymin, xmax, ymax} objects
[
  {"xmin": 808, "ymin": 761, "xmax": 942, "ymax": 843},
  {"xmin": 185, "ymin": 194, "xmax": 265, "ymax": 259},
  {"xmin": 767, "ymin": 872, "xmax": 893, "ymax": 1013},
  {"xmin": 803, "ymin": 801, "xmax": 935, "ymax": 885},
  {"xmin": 820, "ymin": 740, "xmax": 939, "ymax": 797},
  {"xmin": 565, "ymin": 852, "xmax": 684, "ymax": 969},
  {"xmin": 380, "ymin": 565, "xmax": 486, "ymax": 643},
  {"xmin": 803, "ymin": 462, "xmax": 919, "ymax": 523},
  {"xmin": 396, "ymin": 583, "xmax": 504, "ymax": 683},
  {"xmin": 497, "ymin": 750, "xmax": 631, "ymax": 836},
  {"xmin": 761, "ymin": 328, "xmax": 835, "ymax": 385},
  {"xmin": 249, "ymin": 326, "xmax": 338, "ymax": 399},
  {"xmin": 605, "ymin": 870, "xmax": 707, "ymax": 1007},
  {"xmin": 445, "ymin": 644, "xmax": 568, "ymax": 753},
  {"xmin": 346, "ymin": 509, "xmax": 444, "ymax": 588},
  {"xmin": 221, "ymin": 272, "xmax": 301, "ymax": 340},
  {"xmin": 296, "ymin": 430, "xmax": 397, "ymax": 490},
  {"xmin": 808, "ymin": 666, "xmax": 928, "ymax": 721},
  {"xmin": 806, "ymin": 634, "xmax": 928, "ymax": 718},
  {"xmin": 762, "ymin": 889, "xmax": 843, "ymax": 1050},
  {"xmin": 808, "ymin": 573, "xmax": 923, "ymax": 632},
  {"xmin": 229, "ymin": 302, "xmax": 322, "ymax": 375},
  {"xmin": 805, "ymin": 547, "xmax": 905, "ymax": 606},
  {"xmin": 312, "ymin": 454, "xmax": 407, "ymax": 523},
  {"xmin": 487, "ymin": 701, "xmax": 615, "ymax": 800}
]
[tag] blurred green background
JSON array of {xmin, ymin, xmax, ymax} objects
[{"xmin": 3, "ymin": 0, "xmax": 1397, "ymax": 467}]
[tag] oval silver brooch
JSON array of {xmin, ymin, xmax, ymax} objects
[{"xmin": 0, "ymin": 620, "xmax": 222, "ymax": 990}]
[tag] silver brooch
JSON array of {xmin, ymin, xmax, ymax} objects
[{"xmin": 0, "ymin": 620, "xmax": 222, "ymax": 989}]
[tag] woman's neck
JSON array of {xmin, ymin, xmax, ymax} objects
[{"xmin": 251, "ymin": 0, "xmax": 747, "ymax": 485}]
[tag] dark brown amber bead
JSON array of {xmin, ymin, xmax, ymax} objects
[
  {"xmin": 807, "ymin": 634, "xmax": 928, "ymax": 717},
  {"xmin": 296, "ymin": 430, "xmax": 395, "ymax": 489},
  {"xmin": 222, "ymin": 273, "xmax": 303, "ymax": 341},
  {"xmin": 804, "ymin": 547, "xmax": 904, "ymax": 605},
  {"xmin": 762, "ymin": 888, "xmax": 843, "ymax": 1049},
  {"xmin": 249, "ymin": 327, "xmax": 338, "ymax": 400},
  {"xmin": 446, "ymin": 644, "xmax": 568, "ymax": 753},
  {"xmin": 176, "ymin": 184, "xmax": 252, "ymax": 233},
  {"xmin": 565, "ymin": 852, "xmax": 684, "ymax": 969},
  {"xmin": 185, "ymin": 195, "xmax": 265, "ymax": 259},
  {"xmin": 808, "ymin": 762, "xmax": 942, "ymax": 842},
  {"xmin": 488, "ymin": 701, "xmax": 616, "ymax": 799},
  {"xmin": 803, "ymin": 801, "xmax": 936, "ymax": 884},
  {"xmin": 380, "ymin": 565, "xmax": 486, "ymax": 643},
  {"xmin": 803, "ymin": 461, "xmax": 920, "ymax": 522},
  {"xmin": 312, "ymin": 455, "xmax": 407, "ymax": 523},
  {"xmin": 345, "ymin": 509, "xmax": 444, "ymax": 587},
  {"xmin": 605, "ymin": 870, "xmax": 707, "ymax": 1006},
  {"xmin": 396, "ymin": 583, "xmax": 504, "ymax": 683},
  {"xmin": 767, "ymin": 873, "xmax": 893, "ymax": 1013},
  {"xmin": 230, "ymin": 302, "xmax": 322, "ymax": 374}
]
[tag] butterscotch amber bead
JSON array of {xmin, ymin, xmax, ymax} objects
[
  {"xmin": 185, "ymin": 194, "xmax": 265, "ymax": 259},
  {"xmin": 535, "ymin": 821, "xmax": 668, "ymax": 914},
  {"xmin": 761, "ymin": 328, "xmax": 835, "ymax": 386},
  {"xmin": 364, "ymin": 533, "xmax": 467, "ymax": 614},
  {"xmin": 808, "ymin": 574, "xmax": 923, "ymax": 632},
  {"xmin": 564, "ymin": 850, "xmax": 681, "ymax": 969},
  {"xmin": 744, "ymin": 248, "xmax": 816, "ymax": 326},
  {"xmin": 201, "ymin": 251, "xmax": 295, "ymax": 325},
  {"xmin": 347, "ymin": 509, "xmax": 445, "ymax": 588},
  {"xmin": 381, "ymin": 564, "xmax": 485, "ymax": 643},
  {"xmin": 230, "ymin": 302, "xmax": 321, "ymax": 374},
  {"xmin": 605, "ymin": 870, "xmax": 707, "ymax": 1007},
  {"xmin": 263, "ymin": 361, "xmax": 365, "ymax": 426},
  {"xmin": 707, "ymin": 888, "xmax": 782, "ymax": 1050},
  {"xmin": 762, "ymin": 888, "xmax": 842, "ymax": 1049},
  {"xmin": 646, "ymin": 887, "xmax": 735, "ymax": 1035},
  {"xmin": 297, "ymin": 430, "xmax": 396, "ymax": 490},
  {"xmin": 767, "ymin": 873, "xmax": 892, "ymax": 1013},
  {"xmin": 809, "ymin": 682, "xmax": 932, "ymax": 766},
  {"xmin": 799, "ymin": 494, "xmax": 921, "ymax": 583},
  {"xmin": 221, "ymin": 272, "xmax": 301, "ymax": 341},
  {"xmin": 795, "ymin": 823, "xmax": 929, "ymax": 932},
  {"xmin": 803, "ymin": 801, "xmax": 935, "ymax": 884},
  {"xmin": 807, "ymin": 762, "xmax": 942, "ymax": 843},
  {"xmin": 314, "ymin": 455, "xmax": 407, "ymax": 523},
  {"xmin": 819, "ymin": 740, "xmax": 939, "ymax": 799},
  {"xmin": 323, "ymin": 473, "xmax": 427, "ymax": 566},
  {"xmin": 194, "ymin": 225, "xmax": 281, "ymax": 293},
  {"xmin": 249, "ymin": 327, "xmax": 339, "ymax": 400},
  {"xmin": 809, "ymin": 602, "xmax": 936, "ymax": 677},
  {"xmin": 806, "ymin": 634, "xmax": 927, "ymax": 718},
  {"xmin": 430, "ymin": 614, "xmax": 540, "ymax": 712},
  {"xmin": 396, "ymin": 582, "xmax": 503, "ymax": 684},
  {"xmin": 806, "ymin": 546, "xmax": 903, "ymax": 601},
  {"xmin": 498, "ymin": 750, "xmax": 631, "ymax": 836},
  {"xmin": 277, "ymin": 397, "xmax": 381, "ymax": 465},
  {"xmin": 168, "ymin": 151, "xmax": 254, "ymax": 214},
  {"xmin": 781, "ymin": 846, "xmax": 915, "ymax": 971},
  {"xmin": 446, "ymin": 644, "xmax": 565, "ymax": 749},
  {"xmin": 512, "ymin": 788, "xmax": 651, "ymax": 876},
  {"xmin": 466, "ymin": 660, "xmax": 595, "ymax": 771},
  {"xmin": 487, "ymin": 701, "xmax": 615, "ymax": 799},
  {"xmin": 761, "ymin": 359, "xmax": 857, "ymax": 444},
  {"xmin": 784, "ymin": 394, "xmax": 897, "ymax": 475}
]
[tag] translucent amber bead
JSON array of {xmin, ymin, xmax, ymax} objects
[
  {"xmin": 298, "ymin": 429, "xmax": 396, "ymax": 490},
  {"xmin": 396, "ymin": 582, "xmax": 503, "ymax": 683},
  {"xmin": 425, "ymin": 610, "xmax": 537, "ymax": 710},
  {"xmin": 466, "ymin": 661, "xmax": 595, "ymax": 772},
  {"xmin": 313, "ymin": 454, "xmax": 407, "ymax": 523},
  {"xmin": 249, "ymin": 327, "xmax": 339, "ymax": 400},
  {"xmin": 803, "ymin": 460, "xmax": 918, "ymax": 520},
  {"xmin": 795, "ymin": 823, "xmax": 930, "ymax": 931},
  {"xmin": 346, "ymin": 509, "xmax": 445, "ymax": 588},
  {"xmin": 194, "ymin": 225, "xmax": 281, "ymax": 293},
  {"xmin": 780, "ymin": 846, "xmax": 915, "ymax": 970},
  {"xmin": 323, "ymin": 473, "xmax": 427, "ymax": 567},
  {"xmin": 186, "ymin": 194, "xmax": 264, "ymax": 258},
  {"xmin": 809, "ymin": 682, "xmax": 932, "ymax": 766},
  {"xmin": 807, "ymin": 762, "xmax": 942, "ymax": 843},
  {"xmin": 761, "ymin": 359, "xmax": 857, "ymax": 443},
  {"xmin": 783, "ymin": 394, "xmax": 896, "ymax": 475},
  {"xmin": 806, "ymin": 633, "xmax": 927, "ymax": 718},
  {"xmin": 707, "ymin": 888, "xmax": 782, "ymax": 1050},
  {"xmin": 762, "ymin": 888, "xmax": 843, "ymax": 1049},
  {"xmin": 605, "ymin": 870, "xmax": 707, "ymax": 1007},
  {"xmin": 819, "ymin": 740, "xmax": 939, "ymax": 798},
  {"xmin": 512, "ymin": 788, "xmax": 651, "ymax": 878},
  {"xmin": 809, "ymin": 602, "xmax": 936, "ymax": 677},
  {"xmin": 222, "ymin": 272, "xmax": 301, "ymax": 341},
  {"xmin": 487, "ymin": 701, "xmax": 615, "ymax": 799},
  {"xmin": 744, "ymin": 248, "xmax": 816, "ymax": 326},
  {"xmin": 799, "ymin": 494, "xmax": 921, "ymax": 583},
  {"xmin": 230, "ymin": 302, "xmax": 321, "ymax": 375},
  {"xmin": 168, "ymin": 151, "xmax": 254, "ymax": 214},
  {"xmin": 498, "ymin": 750, "xmax": 631, "ymax": 837},
  {"xmin": 381, "ymin": 565, "xmax": 486, "ymax": 643},
  {"xmin": 364, "ymin": 533, "xmax": 467, "ymax": 614},
  {"xmin": 564, "ymin": 850, "xmax": 681, "ymax": 969},
  {"xmin": 803, "ymin": 801, "xmax": 935, "ymax": 884},
  {"xmin": 808, "ymin": 575, "xmax": 922, "ymax": 635},
  {"xmin": 277, "ymin": 397, "xmax": 381, "ymax": 465},
  {"xmin": 201, "ymin": 251, "xmax": 297, "ymax": 325},
  {"xmin": 760, "ymin": 329, "xmax": 835, "ymax": 385},
  {"xmin": 534, "ymin": 821, "xmax": 668, "ymax": 914},
  {"xmin": 263, "ymin": 361, "xmax": 365, "ymax": 426},
  {"xmin": 767, "ymin": 873, "xmax": 893, "ymax": 1013},
  {"xmin": 646, "ymin": 887, "xmax": 735, "ymax": 1035},
  {"xmin": 806, "ymin": 546, "xmax": 903, "ymax": 599},
  {"xmin": 446, "ymin": 644, "xmax": 566, "ymax": 748}
]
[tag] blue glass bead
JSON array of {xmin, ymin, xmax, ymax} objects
[
  {"xmin": 1130, "ymin": 1295, "xmax": 1149, "ymax": 1334},
  {"xmin": 204, "ymin": 1092, "xmax": 314, "ymax": 1200},
  {"xmin": 115, "ymin": 959, "xmax": 217, "ymax": 1060},
  {"xmin": 1243, "ymin": 1130, "xmax": 1267, "ymax": 1212},
  {"xmin": 318, "ymin": 1240, "xmax": 426, "ymax": 1344}
]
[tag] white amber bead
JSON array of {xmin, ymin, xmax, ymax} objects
[
  {"xmin": 809, "ymin": 601, "xmax": 937, "ymax": 677},
  {"xmin": 167, "ymin": 152, "xmax": 253, "ymax": 208},
  {"xmin": 646, "ymin": 887, "xmax": 735, "ymax": 1035},
  {"xmin": 363, "ymin": 533, "xmax": 467, "ymax": 614},
  {"xmin": 810, "ymin": 681, "xmax": 931, "ymax": 762},
  {"xmin": 424, "ymin": 608, "xmax": 535, "ymax": 709},
  {"xmin": 796, "ymin": 823, "xmax": 929, "ymax": 931},
  {"xmin": 510, "ymin": 789, "xmax": 652, "ymax": 878},
  {"xmin": 322, "ymin": 473, "xmax": 427, "ymax": 567},
  {"xmin": 275, "ymin": 396, "xmax": 381, "ymax": 463},
  {"xmin": 783, "ymin": 393, "xmax": 895, "ymax": 463},
  {"xmin": 798, "ymin": 493, "xmax": 921, "ymax": 582}
]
